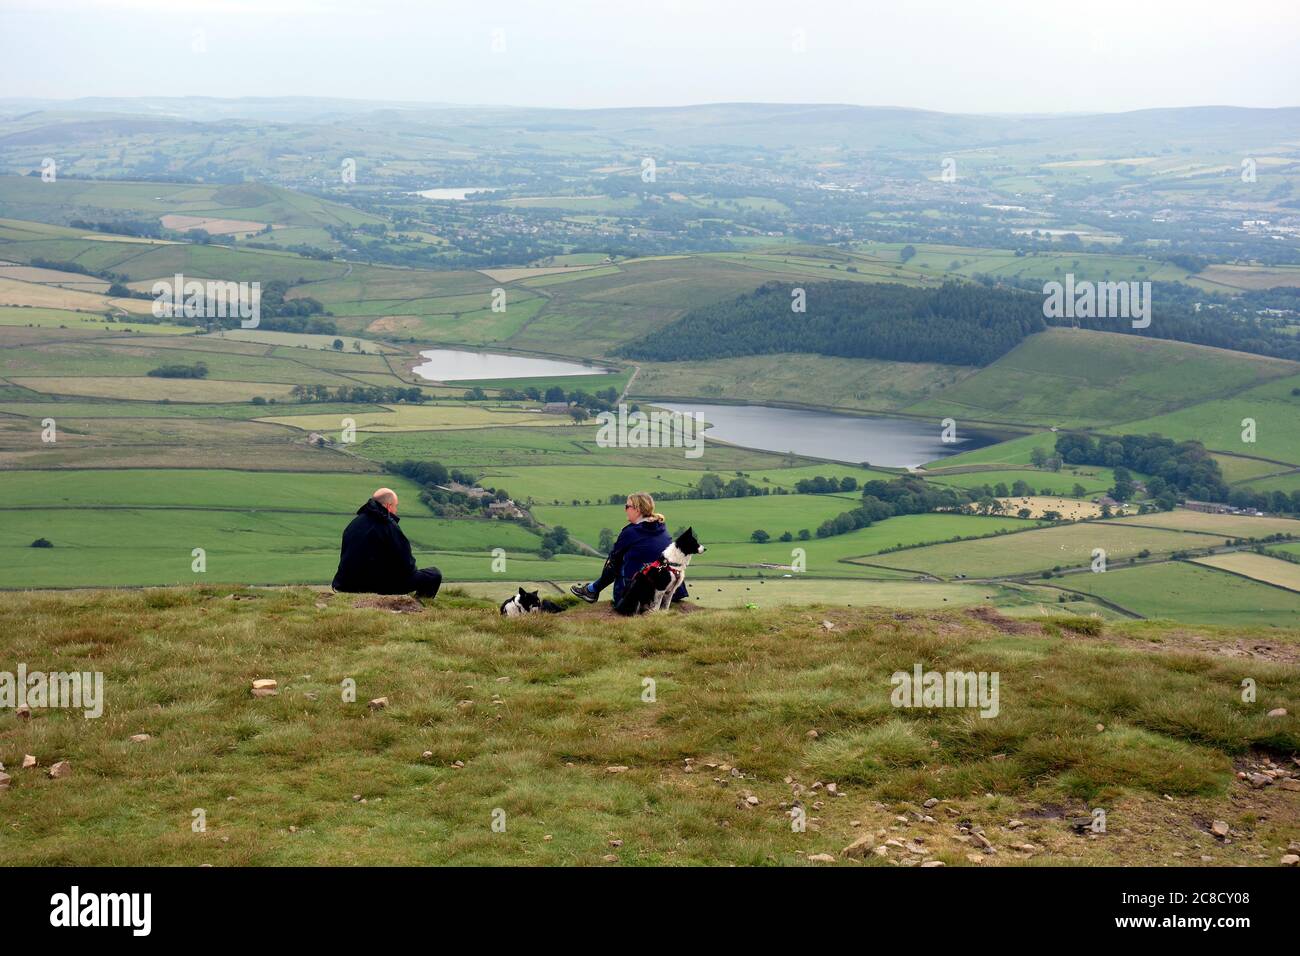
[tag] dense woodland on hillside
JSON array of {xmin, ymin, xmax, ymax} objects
[
  {"xmin": 627, "ymin": 277, "xmax": 1300, "ymax": 368},
  {"xmin": 621, "ymin": 281, "xmax": 1046, "ymax": 366},
  {"xmin": 995, "ymin": 278, "xmax": 1300, "ymax": 361}
]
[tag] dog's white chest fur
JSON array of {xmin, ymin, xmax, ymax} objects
[{"xmin": 649, "ymin": 545, "xmax": 693, "ymax": 611}]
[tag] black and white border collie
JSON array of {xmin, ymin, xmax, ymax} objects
[
  {"xmin": 650, "ymin": 526, "xmax": 705, "ymax": 611},
  {"xmin": 617, "ymin": 527, "xmax": 707, "ymax": 615},
  {"xmin": 500, "ymin": 587, "xmax": 564, "ymax": 616}
]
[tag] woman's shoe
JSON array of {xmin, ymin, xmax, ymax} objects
[{"xmin": 570, "ymin": 583, "xmax": 598, "ymax": 603}]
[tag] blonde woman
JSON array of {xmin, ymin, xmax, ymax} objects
[{"xmin": 571, "ymin": 492, "xmax": 684, "ymax": 606}]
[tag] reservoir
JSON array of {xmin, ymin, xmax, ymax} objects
[
  {"xmin": 653, "ymin": 402, "xmax": 993, "ymax": 468},
  {"xmin": 412, "ymin": 348, "xmax": 613, "ymax": 382},
  {"xmin": 412, "ymin": 187, "xmax": 495, "ymax": 201}
]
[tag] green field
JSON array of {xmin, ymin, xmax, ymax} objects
[
  {"xmin": 0, "ymin": 176, "xmax": 383, "ymax": 231},
  {"xmin": 1104, "ymin": 374, "xmax": 1300, "ymax": 466},
  {"xmin": 924, "ymin": 431, "xmax": 1056, "ymax": 469},
  {"xmin": 0, "ymin": 467, "xmax": 608, "ymax": 587},
  {"xmin": 926, "ymin": 467, "xmax": 1115, "ymax": 495},
  {"xmin": 532, "ymin": 495, "xmax": 865, "ymax": 549},
  {"xmin": 1067, "ymin": 561, "xmax": 1300, "ymax": 627},
  {"xmin": 906, "ymin": 329, "xmax": 1298, "ymax": 428},
  {"xmin": 632, "ymin": 353, "xmax": 975, "ymax": 412},
  {"xmin": 0, "ymin": 305, "xmax": 193, "ymax": 334},
  {"xmin": 0, "ymin": 469, "xmax": 426, "ymax": 511},
  {"xmin": 864, "ymin": 521, "xmax": 1228, "ymax": 578},
  {"xmin": 693, "ymin": 513, "xmax": 1046, "ymax": 577},
  {"xmin": 478, "ymin": 462, "xmax": 890, "ymax": 504},
  {"xmin": 0, "ymin": 506, "xmax": 572, "ymax": 588}
]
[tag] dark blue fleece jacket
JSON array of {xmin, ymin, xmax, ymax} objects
[{"xmin": 610, "ymin": 520, "xmax": 687, "ymax": 605}]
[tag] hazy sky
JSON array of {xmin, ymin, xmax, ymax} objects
[{"xmin": 2, "ymin": 0, "xmax": 1298, "ymax": 114}]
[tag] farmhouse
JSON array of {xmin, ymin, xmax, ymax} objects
[
  {"xmin": 1183, "ymin": 500, "xmax": 1234, "ymax": 514},
  {"xmin": 439, "ymin": 481, "xmax": 490, "ymax": 499},
  {"xmin": 542, "ymin": 401, "xmax": 571, "ymax": 414},
  {"xmin": 487, "ymin": 500, "xmax": 525, "ymax": 519}
]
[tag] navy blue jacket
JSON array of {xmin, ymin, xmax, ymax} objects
[
  {"xmin": 609, "ymin": 520, "xmax": 687, "ymax": 605},
  {"xmin": 332, "ymin": 498, "xmax": 417, "ymax": 594}
]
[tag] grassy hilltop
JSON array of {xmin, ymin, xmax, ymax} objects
[{"xmin": 1, "ymin": 586, "xmax": 1296, "ymax": 866}]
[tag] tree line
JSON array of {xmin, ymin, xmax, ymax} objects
[
  {"xmin": 814, "ymin": 477, "xmax": 975, "ymax": 539},
  {"xmin": 1054, "ymin": 433, "xmax": 1227, "ymax": 505},
  {"xmin": 290, "ymin": 384, "xmax": 427, "ymax": 404},
  {"xmin": 620, "ymin": 281, "xmax": 1046, "ymax": 367}
]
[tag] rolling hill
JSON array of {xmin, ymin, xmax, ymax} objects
[{"xmin": 904, "ymin": 328, "xmax": 1300, "ymax": 428}]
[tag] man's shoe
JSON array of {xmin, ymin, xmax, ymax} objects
[{"xmin": 570, "ymin": 583, "xmax": 598, "ymax": 603}]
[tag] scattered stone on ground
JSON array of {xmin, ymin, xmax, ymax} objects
[
  {"xmin": 1267, "ymin": 708, "xmax": 1287, "ymax": 717},
  {"xmin": 842, "ymin": 835, "xmax": 874, "ymax": 858},
  {"xmin": 48, "ymin": 761, "xmax": 71, "ymax": 779},
  {"xmin": 251, "ymin": 678, "xmax": 278, "ymax": 698},
  {"xmin": 807, "ymin": 853, "xmax": 836, "ymax": 863},
  {"xmin": 605, "ymin": 765, "xmax": 629, "ymax": 774},
  {"xmin": 0, "ymin": 771, "xmax": 10, "ymax": 790},
  {"xmin": 22, "ymin": 755, "xmax": 36, "ymax": 769},
  {"xmin": 368, "ymin": 696, "xmax": 388, "ymax": 710},
  {"xmin": 129, "ymin": 733, "xmax": 151, "ymax": 743}
]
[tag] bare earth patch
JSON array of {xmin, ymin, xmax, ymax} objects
[{"xmin": 350, "ymin": 594, "xmax": 425, "ymax": 613}]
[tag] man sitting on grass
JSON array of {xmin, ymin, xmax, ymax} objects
[{"xmin": 332, "ymin": 487, "xmax": 442, "ymax": 599}]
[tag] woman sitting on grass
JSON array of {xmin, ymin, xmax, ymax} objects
[{"xmin": 571, "ymin": 492, "xmax": 686, "ymax": 607}]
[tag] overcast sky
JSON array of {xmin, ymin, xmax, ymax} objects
[{"xmin": 2, "ymin": 0, "xmax": 1297, "ymax": 114}]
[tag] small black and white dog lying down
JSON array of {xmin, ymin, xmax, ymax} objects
[
  {"xmin": 616, "ymin": 527, "xmax": 706, "ymax": 616},
  {"xmin": 500, "ymin": 587, "xmax": 565, "ymax": 616}
]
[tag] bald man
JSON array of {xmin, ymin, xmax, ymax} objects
[{"xmin": 331, "ymin": 487, "xmax": 442, "ymax": 598}]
